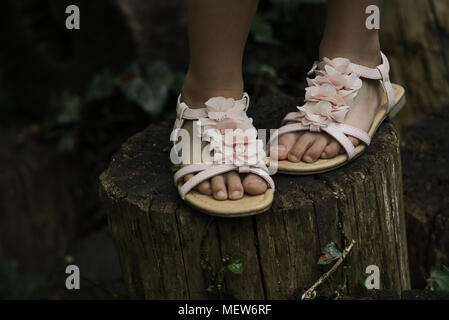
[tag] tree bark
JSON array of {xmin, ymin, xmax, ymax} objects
[{"xmin": 100, "ymin": 96, "xmax": 411, "ymax": 299}]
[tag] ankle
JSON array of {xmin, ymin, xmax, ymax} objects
[
  {"xmin": 319, "ymin": 37, "xmax": 381, "ymax": 68},
  {"xmin": 181, "ymin": 70, "xmax": 244, "ymax": 109}
]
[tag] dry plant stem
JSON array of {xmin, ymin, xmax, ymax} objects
[{"xmin": 302, "ymin": 240, "xmax": 356, "ymax": 300}]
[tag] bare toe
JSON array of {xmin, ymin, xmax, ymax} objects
[
  {"xmin": 226, "ymin": 172, "xmax": 244, "ymax": 200},
  {"xmin": 243, "ymin": 174, "xmax": 268, "ymax": 195},
  {"xmin": 197, "ymin": 180, "xmax": 212, "ymax": 195},
  {"xmin": 211, "ymin": 175, "xmax": 228, "ymax": 200},
  {"xmin": 273, "ymin": 132, "xmax": 300, "ymax": 160},
  {"xmin": 348, "ymin": 136, "xmax": 360, "ymax": 148},
  {"xmin": 288, "ymin": 133, "xmax": 316, "ymax": 162},
  {"xmin": 303, "ymin": 136, "xmax": 329, "ymax": 163},
  {"xmin": 321, "ymin": 140, "xmax": 342, "ymax": 159}
]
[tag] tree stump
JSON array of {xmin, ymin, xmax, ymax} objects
[{"xmin": 100, "ymin": 96, "xmax": 411, "ymax": 299}]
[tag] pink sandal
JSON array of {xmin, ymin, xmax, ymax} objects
[
  {"xmin": 270, "ymin": 52, "xmax": 406, "ymax": 175},
  {"xmin": 170, "ymin": 93, "xmax": 275, "ymax": 217}
]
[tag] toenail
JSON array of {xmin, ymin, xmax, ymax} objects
[
  {"xmin": 277, "ymin": 145, "xmax": 286, "ymax": 152},
  {"xmin": 216, "ymin": 191, "xmax": 226, "ymax": 199},
  {"xmin": 303, "ymin": 156, "xmax": 313, "ymax": 162},
  {"xmin": 321, "ymin": 152, "xmax": 327, "ymax": 158},
  {"xmin": 231, "ymin": 191, "xmax": 241, "ymax": 198},
  {"xmin": 289, "ymin": 155, "xmax": 298, "ymax": 162}
]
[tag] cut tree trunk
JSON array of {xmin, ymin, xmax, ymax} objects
[{"xmin": 100, "ymin": 96, "xmax": 411, "ymax": 299}]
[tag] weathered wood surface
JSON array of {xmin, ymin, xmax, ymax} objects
[
  {"xmin": 100, "ymin": 96, "xmax": 411, "ymax": 299},
  {"xmin": 402, "ymin": 105, "xmax": 449, "ymax": 288}
]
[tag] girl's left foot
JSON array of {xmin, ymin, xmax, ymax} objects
[{"xmin": 275, "ymin": 57, "xmax": 383, "ymax": 163}]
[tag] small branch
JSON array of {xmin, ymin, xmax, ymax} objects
[{"xmin": 302, "ymin": 240, "xmax": 356, "ymax": 300}]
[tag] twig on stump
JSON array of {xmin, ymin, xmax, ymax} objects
[{"xmin": 302, "ymin": 240, "xmax": 356, "ymax": 300}]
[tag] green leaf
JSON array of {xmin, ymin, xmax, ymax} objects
[
  {"xmin": 55, "ymin": 92, "xmax": 83, "ymax": 126},
  {"xmin": 430, "ymin": 266, "xmax": 449, "ymax": 292},
  {"xmin": 120, "ymin": 61, "xmax": 176, "ymax": 116},
  {"xmin": 343, "ymin": 266, "xmax": 354, "ymax": 278},
  {"xmin": 58, "ymin": 133, "xmax": 76, "ymax": 151},
  {"xmin": 359, "ymin": 273, "xmax": 369, "ymax": 289},
  {"xmin": 0, "ymin": 260, "xmax": 18, "ymax": 297},
  {"xmin": 86, "ymin": 70, "xmax": 117, "ymax": 101},
  {"xmin": 318, "ymin": 242, "xmax": 342, "ymax": 265},
  {"xmin": 251, "ymin": 15, "xmax": 280, "ymax": 45},
  {"xmin": 0, "ymin": 260, "xmax": 48, "ymax": 299},
  {"xmin": 227, "ymin": 254, "xmax": 246, "ymax": 275}
]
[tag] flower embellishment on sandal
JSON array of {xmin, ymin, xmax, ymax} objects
[{"xmin": 293, "ymin": 57, "xmax": 363, "ymax": 132}]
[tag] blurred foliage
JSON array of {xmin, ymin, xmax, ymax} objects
[
  {"xmin": 43, "ymin": 60, "xmax": 182, "ymax": 151},
  {"xmin": 245, "ymin": 0, "xmax": 325, "ymax": 98},
  {"xmin": 426, "ymin": 265, "xmax": 449, "ymax": 292},
  {"xmin": 0, "ymin": 260, "xmax": 48, "ymax": 299},
  {"xmin": 39, "ymin": 0, "xmax": 327, "ymax": 153},
  {"xmin": 88, "ymin": 61, "xmax": 183, "ymax": 116}
]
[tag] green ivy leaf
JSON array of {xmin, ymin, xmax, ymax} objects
[
  {"xmin": 227, "ymin": 254, "xmax": 246, "ymax": 275},
  {"xmin": 0, "ymin": 260, "xmax": 48, "ymax": 299},
  {"xmin": 318, "ymin": 242, "xmax": 342, "ymax": 265},
  {"xmin": 430, "ymin": 266, "xmax": 449, "ymax": 292},
  {"xmin": 251, "ymin": 15, "xmax": 280, "ymax": 45},
  {"xmin": 58, "ymin": 133, "xmax": 76, "ymax": 151},
  {"xmin": 120, "ymin": 61, "xmax": 176, "ymax": 116},
  {"xmin": 56, "ymin": 92, "xmax": 83, "ymax": 126},
  {"xmin": 343, "ymin": 266, "xmax": 354, "ymax": 278},
  {"xmin": 359, "ymin": 273, "xmax": 369, "ymax": 289},
  {"xmin": 86, "ymin": 70, "xmax": 116, "ymax": 101}
]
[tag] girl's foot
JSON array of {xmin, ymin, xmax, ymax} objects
[
  {"xmin": 276, "ymin": 75, "xmax": 383, "ymax": 163},
  {"xmin": 179, "ymin": 77, "xmax": 268, "ymax": 201}
]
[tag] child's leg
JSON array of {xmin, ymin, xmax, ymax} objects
[
  {"xmin": 277, "ymin": 0, "xmax": 384, "ymax": 163},
  {"xmin": 181, "ymin": 0, "xmax": 267, "ymax": 200}
]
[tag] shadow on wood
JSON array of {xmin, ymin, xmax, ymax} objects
[{"xmin": 100, "ymin": 96, "xmax": 411, "ymax": 299}]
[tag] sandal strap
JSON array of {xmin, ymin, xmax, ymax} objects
[
  {"xmin": 321, "ymin": 124, "xmax": 355, "ymax": 159},
  {"xmin": 170, "ymin": 93, "xmax": 250, "ymax": 142},
  {"xmin": 177, "ymin": 163, "xmax": 274, "ymax": 199},
  {"xmin": 350, "ymin": 52, "xmax": 396, "ymax": 111},
  {"xmin": 337, "ymin": 124, "xmax": 371, "ymax": 146},
  {"xmin": 174, "ymin": 163, "xmax": 211, "ymax": 185}
]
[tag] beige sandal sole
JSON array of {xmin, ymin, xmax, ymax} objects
[
  {"xmin": 272, "ymin": 84, "xmax": 406, "ymax": 175},
  {"xmin": 178, "ymin": 183, "xmax": 273, "ymax": 218}
]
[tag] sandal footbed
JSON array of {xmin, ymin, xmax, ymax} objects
[{"xmin": 178, "ymin": 182, "xmax": 273, "ymax": 218}]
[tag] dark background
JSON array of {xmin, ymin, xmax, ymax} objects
[{"xmin": 0, "ymin": 0, "xmax": 448, "ymax": 299}]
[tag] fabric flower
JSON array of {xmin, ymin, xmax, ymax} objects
[
  {"xmin": 298, "ymin": 101, "xmax": 349, "ymax": 130},
  {"xmin": 294, "ymin": 56, "xmax": 363, "ymax": 131},
  {"xmin": 322, "ymin": 57, "xmax": 353, "ymax": 75},
  {"xmin": 204, "ymin": 96, "xmax": 247, "ymax": 121},
  {"xmin": 305, "ymin": 83, "xmax": 346, "ymax": 106}
]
